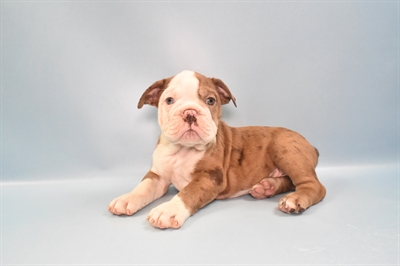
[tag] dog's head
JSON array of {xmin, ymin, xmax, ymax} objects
[{"xmin": 138, "ymin": 70, "xmax": 236, "ymax": 150}]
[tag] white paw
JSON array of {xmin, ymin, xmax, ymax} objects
[
  {"xmin": 147, "ymin": 195, "xmax": 191, "ymax": 229},
  {"xmin": 108, "ymin": 192, "xmax": 143, "ymax": 216},
  {"xmin": 278, "ymin": 192, "xmax": 307, "ymax": 214}
]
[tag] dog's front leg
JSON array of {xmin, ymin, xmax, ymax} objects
[
  {"xmin": 147, "ymin": 168, "xmax": 222, "ymax": 229},
  {"xmin": 108, "ymin": 171, "xmax": 170, "ymax": 216}
]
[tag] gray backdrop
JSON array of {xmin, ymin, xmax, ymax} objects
[
  {"xmin": 2, "ymin": 2, "xmax": 399, "ymax": 265},
  {"xmin": 2, "ymin": 2, "xmax": 398, "ymax": 179}
]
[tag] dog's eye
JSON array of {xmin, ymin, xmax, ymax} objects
[
  {"xmin": 165, "ymin": 97, "xmax": 175, "ymax": 105},
  {"xmin": 206, "ymin": 97, "xmax": 216, "ymax": 106}
]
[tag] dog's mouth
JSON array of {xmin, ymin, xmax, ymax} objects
[
  {"xmin": 162, "ymin": 112, "xmax": 217, "ymax": 149},
  {"xmin": 178, "ymin": 128, "xmax": 203, "ymax": 143}
]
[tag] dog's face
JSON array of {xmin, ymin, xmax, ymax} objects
[{"xmin": 138, "ymin": 71, "xmax": 236, "ymax": 149}]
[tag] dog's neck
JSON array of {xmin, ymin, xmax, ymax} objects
[{"xmin": 159, "ymin": 133, "xmax": 215, "ymax": 153}]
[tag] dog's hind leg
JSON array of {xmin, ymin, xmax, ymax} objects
[{"xmin": 268, "ymin": 130, "xmax": 326, "ymax": 214}]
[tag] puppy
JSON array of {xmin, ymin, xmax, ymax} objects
[{"xmin": 108, "ymin": 70, "xmax": 326, "ymax": 229}]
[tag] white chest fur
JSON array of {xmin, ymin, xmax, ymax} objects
[{"xmin": 150, "ymin": 137, "xmax": 205, "ymax": 191}]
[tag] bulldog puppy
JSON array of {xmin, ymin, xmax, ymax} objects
[{"xmin": 108, "ymin": 70, "xmax": 326, "ymax": 229}]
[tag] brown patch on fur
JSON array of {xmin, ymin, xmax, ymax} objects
[
  {"xmin": 207, "ymin": 167, "xmax": 223, "ymax": 185},
  {"xmin": 191, "ymin": 167, "xmax": 224, "ymax": 186},
  {"xmin": 141, "ymin": 171, "xmax": 161, "ymax": 181}
]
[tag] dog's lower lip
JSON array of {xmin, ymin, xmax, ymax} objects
[
  {"xmin": 184, "ymin": 129, "xmax": 198, "ymax": 135},
  {"xmin": 179, "ymin": 129, "xmax": 202, "ymax": 141}
]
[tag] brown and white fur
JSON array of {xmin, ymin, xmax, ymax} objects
[{"xmin": 108, "ymin": 70, "xmax": 326, "ymax": 229}]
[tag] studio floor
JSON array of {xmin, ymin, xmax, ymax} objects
[{"xmin": 1, "ymin": 163, "xmax": 399, "ymax": 265}]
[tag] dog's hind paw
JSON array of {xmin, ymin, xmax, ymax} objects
[
  {"xmin": 249, "ymin": 178, "xmax": 277, "ymax": 199},
  {"xmin": 278, "ymin": 193, "xmax": 308, "ymax": 214},
  {"xmin": 249, "ymin": 176, "xmax": 295, "ymax": 199}
]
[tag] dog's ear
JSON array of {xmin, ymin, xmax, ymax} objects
[
  {"xmin": 137, "ymin": 78, "xmax": 170, "ymax": 109},
  {"xmin": 211, "ymin": 78, "xmax": 237, "ymax": 107}
]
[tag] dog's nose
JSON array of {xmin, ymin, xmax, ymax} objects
[{"xmin": 183, "ymin": 109, "xmax": 197, "ymax": 125}]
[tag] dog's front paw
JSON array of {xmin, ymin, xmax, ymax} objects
[
  {"xmin": 147, "ymin": 196, "xmax": 191, "ymax": 229},
  {"xmin": 278, "ymin": 192, "xmax": 309, "ymax": 214},
  {"xmin": 108, "ymin": 192, "xmax": 143, "ymax": 216}
]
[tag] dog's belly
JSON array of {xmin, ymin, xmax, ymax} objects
[{"xmin": 227, "ymin": 189, "xmax": 251, "ymax": 198}]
